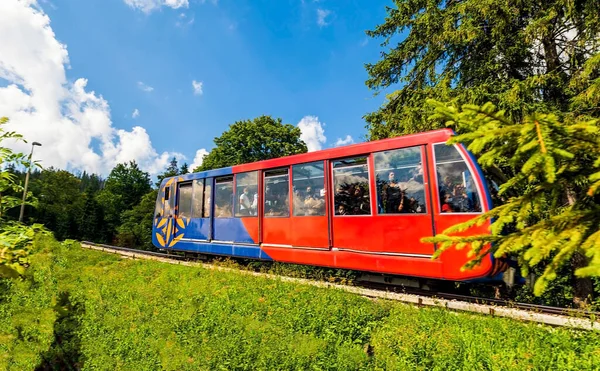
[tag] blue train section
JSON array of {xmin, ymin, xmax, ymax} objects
[{"xmin": 152, "ymin": 166, "xmax": 272, "ymax": 261}]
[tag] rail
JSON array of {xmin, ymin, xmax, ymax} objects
[{"xmin": 80, "ymin": 241, "xmax": 600, "ymax": 331}]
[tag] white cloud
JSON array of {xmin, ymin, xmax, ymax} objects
[
  {"xmin": 132, "ymin": 108, "xmax": 140, "ymax": 118},
  {"xmin": 123, "ymin": 0, "xmax": 189, "ymax": 13},
  {"xmin": 190, "ymin": 148, "xmax": 209, "ymax": 171},
  {"xmin": 176, "ymin": 12, "xmax": 194, "ymax": 27},
  {"xmin": 316, "ymin": 8, "xmax": 331, "ymax": 27},
  {"xmin": 0, "ymin": 0, "xmax": 181, "ymax": 175},
  {"xmin": 335, "ymin": 135, "xmax": 354, "ymax": 147},
  {"xmin": 137, "ymin": 81, "xmax": 154, "ymax": 92},
  {"xmin": 192, "ymin": 80, "xmax": 203, "ymax": 95},
  {"xmin": 297, "ymin": 116, "xmax": 326, "ymax": 152}
]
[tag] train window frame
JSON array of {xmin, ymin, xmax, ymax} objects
[
  {"xmin": 432, "ymin": 143, "xmax": 484, "ymax": 215},
  {"xmin": 264, "ymin": 167, "xmax": 290, "ymax": 218},
  {"xmin": 332, "ymin": 155, "xmax": 372, "ymax": 217},
  {"xmin": 292, "ymin": 161, "xmax": 326, "ymax": 217},
  {"xmin": 163, "ymin": 186, "xmax": 172, "ymax": 216},
  {"xmin": 203, "ymin": 178, "xmax": 212, "ymax": 218},
  {"xmin": 191, "ymin": 179, "xmax": 205, "ymax": 218},
  {"xmin": 177, "ymin": 181, "xmax": 194, "ymax": 219},
  {"xmin": 373, "ymin": 146, "xmax": 428, "ymax": 216},
  {"xmin": 214, "ymin": 175, "xmax": 234, "ymax": 218},
  {"xmin": 235, "ymin": 171, "xmax": 258, "ymax": 218}
]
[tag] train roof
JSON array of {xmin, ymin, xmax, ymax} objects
[{"xmin": 160, "ymin": 128, "xmax": 455, "ymax": 187}]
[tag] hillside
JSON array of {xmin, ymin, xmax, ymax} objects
[{"xmin": 1, "ymin": 236, "xmax": 600, "ymax": 370}]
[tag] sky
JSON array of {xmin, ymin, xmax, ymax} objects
[{"xmin": 0, "ymin": 0, "xmax": 394, "ymax": 176}]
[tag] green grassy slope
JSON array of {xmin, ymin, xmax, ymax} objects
[{"xmin": 1, "ymin": 236, "xmax": 599, "ymax": 370}]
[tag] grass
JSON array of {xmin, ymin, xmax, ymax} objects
[{"xmin": 1, "ymin": 236, "xmax": 600, "ymax": 370}]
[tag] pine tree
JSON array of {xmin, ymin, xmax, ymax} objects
[
  {"xmin": 156, "ymin": 157, "xmax": 179, "ymax": 187},
  {"xmin": 364, "ymin": 0, "xmax": 600, "ymax": 139},
  {"xmin": 423, "ymin": 101, "xmax": 600, "ymax": 298},
  {"xmin": 179, "ymin": 163, "xmax": 189, "ymax": 175}
]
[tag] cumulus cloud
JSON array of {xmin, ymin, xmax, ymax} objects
[
  {"xmin": 316, "ymin": 8, "xmax": 331, "ymax": 27},
  {"xmin": 123, "ymin": 0, "xmax": 189, "ymax": 13},
  {"xmin": 137, "ymin": 81, "xmax": 154, "ymax": 92},
  {"xmin": 190, "ymin": 148, "xmax": 209, "ymax": 171},
  {"xmin": 192, "ymin": 80, "xmax": 203, "ymax": 95},
  {"xmin": 297, "ymin": 116, "xmax": 326, "ymax": 152},
  {"xmin": 0, "ymin": 0, "xmax": 181, "ymax": 175},
  {"xmin": 132, "ymin": 108, "xmax": 140, "ymax": 118},
  {"xmin": 335, "ymin": 135, "xmax": 354, "ymax": 147}
]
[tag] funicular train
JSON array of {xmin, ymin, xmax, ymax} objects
[{"xmin": 153, "ymin": 129, "xmax": 507, "ymax": 282}]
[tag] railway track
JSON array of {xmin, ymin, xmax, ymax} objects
[{"xmin": 80, "ymin": 241, "xmax": 600, "ymax": 331}]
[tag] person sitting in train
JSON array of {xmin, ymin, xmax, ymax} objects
[
  {"xmin": 351, "ymin": 187, "xmax": 369, "ymax": 215},
  {"xmin": 239, "ymin": 187, "xmax": 251, "ymax": 216},
  {"xmin": 251, "ymin": 192, "xmax": 258, "ymax": 215},
  {"xmin": 382, "ymin": 171, "xmax": 401, "ymax": 213},
  {"xmin": 441, "ymin": 193, "xmax": 454, "ymax": 213},
  {"xmin": 337, "ymin": 204, "xmax": 348, "ymax": 215},
  {"xmin": 451, "ymin": 184, "xmax": 473, "ymax": 212},
  {"xmin": 304, "ymin": 186, "xmax": 324, "ymax": 215}
]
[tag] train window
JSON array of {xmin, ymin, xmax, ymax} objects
[
  {"xmin": 374, "ymin": 147, "xmax": 427, "ymax": 214},
  {"xmin": 434, "ymin": 144, "xmax": 482, "ymax": 213},
  {"xmin": 154, "ymin": 193, "xmax": 164, "ymax": 218},
  {"xmin": 333, "ymin": 157, "xmax": 371, "ymax": 215},
  {"xmin": 163, "ymin": 186, "xmax": 171, "ymax": 216},
  {"xmin": 215, "ymin": 176, "xmax": 234, "ymax": 218},
  {"xmin": 178, "ymin": 182, "xmax": 193, "ymax": 218},
  {"xmin": 292, "ymin": 162, "xmax": 326, "ymax": 216},
  {"xmin": 203, "ymin": 179, "xmax": 212, "ymax": 218},
  {"xmin": 235, "ymin": 171, "xmax": 258, "ymax": 217},
  {"xmin": 191, "ymin": 179, "xmax": 204, "ymax": 218},
  {"xmin": 264, "ymin": 168, "xmax": 290, "ymax": 217}
]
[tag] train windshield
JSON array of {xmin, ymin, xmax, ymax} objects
[{"xmin": 434, "ymin": 144, "xmax": 482, "ymax": 213}]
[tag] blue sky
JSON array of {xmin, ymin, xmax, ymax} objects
[{"xmin": 1, "ymin": 0, "xmax": 395, "ymax": 175}]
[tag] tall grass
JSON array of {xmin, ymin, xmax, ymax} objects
[{"xmin": 1, "ymin": 236, "xmax": 599, "ymax": 370}]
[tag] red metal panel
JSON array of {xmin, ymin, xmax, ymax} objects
[
  {"xmin": 262, "ymin": 217, "xmax": 292, "ymax": 245},
  {"xmin": 261, "ymin": 246, "xmax": 444, "ymax": 279},
  {"xmin": 290, "ymin": 217, "xmax": 329, "ymax": 248},
  {"xmin": 331, "ymin": 216, "xmax": 374, "ymax": 251}
]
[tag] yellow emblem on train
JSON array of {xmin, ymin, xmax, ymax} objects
[{"xmin": 155, "ymin": 176, "xmax": 189, "ymax": 248}]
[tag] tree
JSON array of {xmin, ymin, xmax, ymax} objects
[
  {"xmin": 79, "ymin": 193, "xmax": 106, "ymax": 243},
  {"xmin": 156, "ymin": 157, "xmax": 180, "ymax": 187},
  {"xmin": 195, "ymin": 115, "xmax": 308, "ymax": 171},
  {"xmin": 104, "ymin": 161, "xmax": 151, "ymax": 211},
  {"xmin": 31, "ymin": 168, "xmax": 84, "ymax": 241},
  {"xmin": 364, "ymin": 0, "xmax": 600, "ymax": 140},
  {"xmin": 179, "ymin": 162, "xmax": 189, "ymax": 175},
  {"xmin": 423, "ymin": 101, "xmax": 600, "ymax": 302},
  {"xmin": 79, "ymin": 171, "xmax": 103, "ymax": 195},
  {"xmin": 0, "ymin": 117, "xmax": 48, "ymax": 278},
  {"xmin": 116, "ymin": 190, "xmax": 158, "ymax": 251},
  {"xmin": 98, "ymin": 161, "xmax": 151, "ymax": 242}
]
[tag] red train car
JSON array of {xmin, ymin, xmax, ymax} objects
[{"xmin": 153, "ymin": 129, "xmax": 506, "ymax": 281}]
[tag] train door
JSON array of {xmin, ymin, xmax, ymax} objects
[
  {"xmin": 369, "ymin": 146, "xmax": 435, "ymax": 255},
  {"xmin": 290, "ymin": 161, "xmax": 329, "ymax": 249},
  {"xmin": 233, "ymin": 171, "xmax": 259, "ymax": 244},
  {"xmin": 429, "ymin": 143, "xmax": 492, "ymax": 279},
  {"xmin": 261, "ymin": 168, "xmax": 291, "ymax": 246},
  {"xmin": 175, "ymin": 181, "xmax": 193, "ymax": 236},
  {"xmin": 330, "ymin": 156, "xmax": 373, "ymax": 251},
  {"xmin": 212, "ymin": 175, "xmax": 235, "ymax": 242},
  {"xmin": 185, "ymin": 178, "xmax": 211, "ymax": 241}
]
